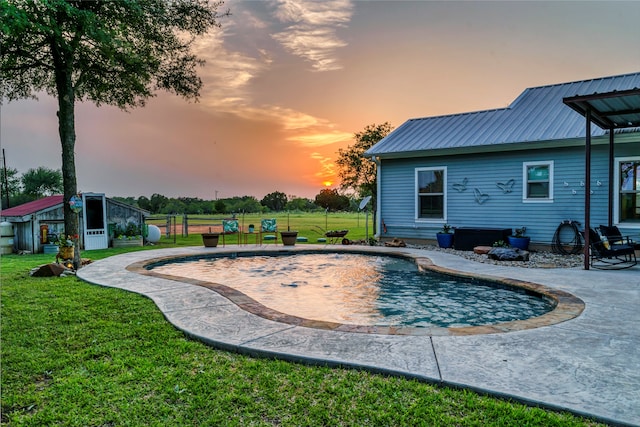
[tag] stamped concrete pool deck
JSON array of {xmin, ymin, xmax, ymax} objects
[{"xmin": 77, "ymin": 245, "xmax": 640, "ymax": 426}]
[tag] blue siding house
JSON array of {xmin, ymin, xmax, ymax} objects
[{"xmin": 365, "ymin": 72, "xmax": 640, "ymax": 249}]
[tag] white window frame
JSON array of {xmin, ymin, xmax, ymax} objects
[
  {"xmin": 522, "ymin": 161, "xmax": 554, "ymax": 203},
  {"xmin": 614, "ymin": 156, "xmax": 640, "ymax": 228},
  {"xmin": 415, "ymin": 166, "xmax": 447, "ymax": 222}
]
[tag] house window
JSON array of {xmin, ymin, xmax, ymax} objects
[
  {"xmin": 616, "ymin": 157, "xmax": 640, "ymax": 224},
  {"xmin": 416, "ymin": 167, "xmax": 446, "ymax": 220},
  {"xmin": 523, "ymin": 161, "xmax": 553, "ymax": 202}
]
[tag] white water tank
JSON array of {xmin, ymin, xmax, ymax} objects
[
  {"xmin": 0, "ymin": 221, "xmax": 14, "ymax": 255},
  {"xmin": 147, "ymin": 224, "xmax": 161, "ymax": 243}
]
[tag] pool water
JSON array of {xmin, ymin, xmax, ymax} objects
[{"xmin": 149, "ymin": 253, "xmax": 553, "ymax": 328}]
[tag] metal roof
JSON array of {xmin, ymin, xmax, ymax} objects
[
  {"xmin": 1, "ymin": 195, "xmax": 63, "ymax": 218},
  {"xmin": 366, "ymin": 72, "xmax": 640, "ymax": 158},
  {"xmin": 563, "ymin": 88, "xmax": 640, "ymax": 129}
]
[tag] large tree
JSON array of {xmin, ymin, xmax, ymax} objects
[
  {"xmin": 21, "ymin": 166, "xmax": 63, "ymax": 198},
  {"xmin": 149, "ymin": 193, "xmax": 169, "ymax": 214},
  {"xmin": 335, "ymin": 122, "xmax": 393, "ymax": 234},
  {"xmin": 261, "ymin": 191, "xmax": 288, "ymax": 212},
  {"xmin": 1, "ymin": 0, "xmax": 226, "ymax": 267},
  {"xmin": 314, "ymin": 188, "xmax": 350, "ymax": 212}
]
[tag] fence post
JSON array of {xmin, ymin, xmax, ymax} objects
[
  {"xmin": 165, "ymin": 215, "xmax": 171, "ymax": 237},
  {"xmin": 183, "ymin": 214, "xmax": 188, "ymax": 237}
]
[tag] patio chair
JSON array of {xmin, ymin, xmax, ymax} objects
[
  {"xmin": 221, "ymin": 219, "xmax": 240, "ymax": 246},
  {"xmin": 260, "ymin": 218, "xmax": 278, "ymax": 245},
  {"xmin": 586, "ymin": 228, "xmax": 636, "ymax": 270},
  {"xmin": 598, "ymin": 225, "xmax": 639, "ymax": 249}
]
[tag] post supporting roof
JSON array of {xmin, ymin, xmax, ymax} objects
[{"xmin": 563, "ymin": 88, "xmax": 640, "ymax": 270}]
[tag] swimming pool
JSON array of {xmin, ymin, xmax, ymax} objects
[{"xmin": 148, "ymin": 252, "xmax": 554, "ymax": 328}]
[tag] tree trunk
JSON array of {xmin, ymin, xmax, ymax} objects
[{"xmin": 53, "ymin": 51, "xmax": 80, "ymax": 268}]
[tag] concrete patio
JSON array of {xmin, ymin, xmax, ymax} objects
[{"xmin": 77, "ymin": 245, "xmax": 640, "ymax": 426}]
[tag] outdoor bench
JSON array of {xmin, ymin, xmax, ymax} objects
[{"xmin": 453, "ymin": 227, "xmax": 512, "ymax": 251}]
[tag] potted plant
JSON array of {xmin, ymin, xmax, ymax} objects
[
  {"xmin": 507, "ymin": 227, "xmax": 530, "ymax": 250},
  {"xmin": 42, "ymin": 233, "xmax": 60, "ymax": 254},
  {"xmin": 280, "ymin": 213, "xmax": 298, "ymax": 246},
  {"xmin": 280, "ymin": 228, "xmax": 298, "ymax": 246},
  {"xmin": 55, "ymin": 234, "xmax": 76, "ymax": 259},
  {"xmin": 201, "ymin": 227, "xmax": 220, "ymax": 247},
  {"xmin": 248, "ymin": 224, "xmax": 255, "ymax": 233},
  {"xmin": 436, "ymin": 224, "xmax": 454, "ymax": 248},
  {"xmin": 112, "ymin": 223, "xmax": 144, "ymax": 248}
]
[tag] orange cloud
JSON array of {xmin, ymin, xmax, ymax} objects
[{"xmin": 287, "ymin": 130, "xmax": 352, "ymax": 148}]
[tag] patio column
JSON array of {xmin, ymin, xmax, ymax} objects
[
  {"xmin": 584, "ymin": 109, "xmax": 591, "ymax": 271},
  {"xmin": 608, "ymin": 128, "xmax": 614, "ymax": 226}
]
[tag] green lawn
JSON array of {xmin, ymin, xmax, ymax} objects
[
  {"xmin": 146, "ymin": 211, "xmax": 376, "ymax": 245},
  {"xmin": 1, "ymin": 241, "xmax": 604, "ymax": 426}
]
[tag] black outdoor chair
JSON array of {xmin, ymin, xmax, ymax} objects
[
  {"xmin": 599, "ymin": 225, "xmax": 640, "ymax": 249},
  {"xmin": 585, "ymin": 228, "xmax": 637, "ymax": 270}
]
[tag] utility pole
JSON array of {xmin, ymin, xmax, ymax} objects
[{"xmin": 2, "ymin": 149, "xmax": 10, "ymax": 208}]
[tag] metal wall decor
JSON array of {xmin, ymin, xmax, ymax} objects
[
  {"xmin": 473, "ymin": 188, "xmax": 490, "ymax": 204},
  {"xmin": 568, "ymin": 179, "xmax": 604, "ymax": 195},
  {"xmin": 496, "ymin": 179, "xmax": 515, "ymax": 193},
  {"xmin": 453, "ymin": 177, "xmax": 468, "ymax": 192}
]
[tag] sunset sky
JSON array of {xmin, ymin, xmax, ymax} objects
[{"xmin": 2, "ymin": 0, "xmax": 640, "ymax": 201}]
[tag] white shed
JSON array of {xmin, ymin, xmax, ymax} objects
[{"xmin": 0, "ymin": 193, "xmax": 148, "ymax": 253}]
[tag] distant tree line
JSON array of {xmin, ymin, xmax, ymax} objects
[
  {"xmin": 0, "ymin": 165, "xmax": 365, "ymax": 215},
  {"xmin": 113, "ymin": 188, "xmax": 356, "ymax": 215}
]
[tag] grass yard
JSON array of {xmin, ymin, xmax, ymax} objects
[
  {"xmin": 0, "ymin": 233, "xmax": 605, "ymax": 426},
  {"xmin": 146, "ymin": 211, "xmax": 376, "ymax": 245}
]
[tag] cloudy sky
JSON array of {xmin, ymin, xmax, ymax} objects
[{"xmin": 2, "ymin": 0, "xmax": 639, "ymax": 200}]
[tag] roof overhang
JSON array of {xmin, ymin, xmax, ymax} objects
[{"xmin": 563, "ymin": 88, "xmax": 640, "ymax": 129}]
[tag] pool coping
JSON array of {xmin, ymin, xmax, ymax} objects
[
  {"xmin": 128, "ymin": 248, "xmax": 585, "ymax": 336},
  {"xmin": 77, "ymin": 244, "xmax": 640, "ymax": 426}
]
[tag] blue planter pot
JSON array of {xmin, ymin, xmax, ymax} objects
[
  {"xmin": 436, "ymin": 233, "xmax": 454, "ymax": 248},
  {"xmin": 507, "ymin": 236, "xmax": 530, "ymax": 250}
]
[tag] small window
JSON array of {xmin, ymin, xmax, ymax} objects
[
  {"xmin": 416, "ymin": 167, "xmax": 446, "ymax": 220},
  {"xmin": 523, "ymin": 161, "xmax": 553, "ymax": 202}
]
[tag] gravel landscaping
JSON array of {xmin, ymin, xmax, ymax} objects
[{"xmin": 408, "ymin": 243, "xmax": 584, "ymax": 269}]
